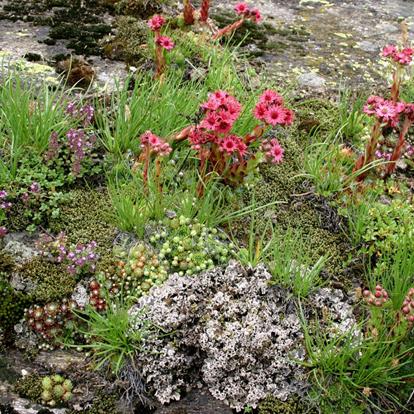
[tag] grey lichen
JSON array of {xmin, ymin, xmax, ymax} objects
[{"xmin": 129, "ymin": 261, "xmax": 308, "ymax": 411}]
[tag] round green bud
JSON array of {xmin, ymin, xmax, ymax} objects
[
  {"xmin": 62, "ymin": 379, "xmax": 73, "ymax": 392},
  {"xmin": 41, "ymin": 390, "xmax": 53, "ymax": 401},
  {"xmin": 52, "ymin": 374, "xmax": 64, "ymax": 384},
  {"xmin": 53, "ymin": 384, "xmax": 65, "ymax": 399},
  {"xmin": 42, "ymin": 376, "xmax": 53, "ymax": 390}
]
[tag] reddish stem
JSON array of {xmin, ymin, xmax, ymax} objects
[
  {"xmin": 386, "ymin": 117, "xmax": 412, "ymax": 176},
  {"xmin": 143, "ymin": 145, "xmax": 151, "ymax": 194},
  {"xmin": 353, "ymin": 120, "xmax": 382, "ymax": 182},
  {"xmin": 212, "ymin": 18, "xmax": 245, "ymax": 40},
  {"xmin": 154, "ymin": 33, "xmax": 166, "ymax": 79}
]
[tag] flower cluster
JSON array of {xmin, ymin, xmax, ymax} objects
[
  {"xmin": 260, "ymin": 138, "xmax": 284, "ymax": 164},
  {"xmin": 26, "ymin": 299, "xmax": 78, "ymax": 341},
  {"xmin": 66, "ymin": 128, "xmax": 97, "ymax": 176},
  {"xmin": 147, "ymin": 14, "xmax": 165, "ymax": 31},
  {"xmin": 88, "ymin": 280, "xmax": 107, "ymax": 312},
  {"xmin": 66, "ymin": 102, "xmax": 94, "ymax": 126},
  {"xmin": 234, "ymin": 2, "xmax": 262, "ymax": 23},
  {"xmin": 401, "ymin": 288, "xmax": 414, "ymax": 325},
  {"xmin": 363, "ymin": 285, "xmax": 389, "ymax": 307},
  {"xmin": 140, "ymin": 131, "xmax": 172, "ymax": 156},
  {"xmin": 147, "ymin": 14, "xmax": 175, "ymax": 77},
  {"xmin": 253, "ymin": 90, "xmax": 294, "ymax": 126},
  {"xmin": 382, "ymin": 44, "xmax": 413, "ymax": 65},
  {"xmin": 0, "ymin": 190, "xmax": 11, "ymax": 238},
  {"xmin": 181, "ymin": 89, "xmax": 292, "ymax": 187},
  {"xmin": 363, "ymin": 96, "xmax": 406, "ymax": 127},
  {"xmin": 37, "ymin": 233, "xmax": 98, "ymax": 276}
]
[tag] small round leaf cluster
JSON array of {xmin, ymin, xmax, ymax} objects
[
  {"xmin": 41, "ymin": 374, "xmax": 73, "ymax": 407},
  {"xmin": 104, "ymin": 243, "xmax": 168, "ymax": 300},
  {"xmin": 363, "ymin": 285, "xmax": 389, "ymax": 307},
  {"xmin": 26, "ymin": 299, "xmax": 78, "ymax": 342},
  {"xmin": 401, "ymin": 288, "xmax": 414, "ymax": 325},
  {"xmin": 88, "ymin": 280, "xmax": 107, "ymax": 312},
  {"xmin": 150, "ymin": 216, "xmax": 233, "ymax": 276}
]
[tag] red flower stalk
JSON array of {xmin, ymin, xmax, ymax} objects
[
  {"xmin": 183, "ymin": 0, "xmax": 195, "ymax": 25},
  {"xmin": 138, "ymin": 131, "xmax": 172, "ymax": 193},
  {"xmin": 147, "ymin": 15, "xmax": 175, "ymax": 79},
  {"xmin": 213, "ymin": 3, "xmax": 261, "ymax": 40},
  {"xmin": 200, "ymin": 0, "xmax": 210, "ymax": 23}
]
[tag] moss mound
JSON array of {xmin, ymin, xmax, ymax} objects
[
  {"xmin": 21, "ymin": 258, "xmax": 76, "ymax": 303},
  {"xmin": 48, "ymin": 188, "xmax": 117, "ymax": 260}
]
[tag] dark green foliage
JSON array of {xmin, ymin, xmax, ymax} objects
[
  {"xmin": 0, "ymin": 278, "xmax": 30, "ymax": 332},
  {"xmin": 14, "ymin": 373, "xmax": 43, "ymax": 402},
  {"xmin": 258, "ymin": 396, "xmax": 318, "ymax": 414}
]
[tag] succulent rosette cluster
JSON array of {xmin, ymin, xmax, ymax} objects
[
  {"xmin": 182, "ymin": 89, "xmax": 293, "ymax": 187},
  {"xmin": 26, "ymin": 299, "xmax": 78, "ymax": 342},
  {"xmin": 88, "ymin": 280, "xmax": 107, "ymax": 312}
]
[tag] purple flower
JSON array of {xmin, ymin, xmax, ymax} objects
[
  {"xmin": 0, "ymin": 190, "xmax": 8, "ymax": 199},
  {"xmin": 0, "ymin": 226, "xmax": 7, "ymax": 237},
  {"xmin": 30, "ymin": 182, "xmax": 41, "ymax": 193},
  {"xmin": 21, "ymin": 192, "xmax": 30, "ymax": 204}
]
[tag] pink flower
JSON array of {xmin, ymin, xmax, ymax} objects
[
  {"xmin": 215, "ymin": 118, "xmax": 233, "ymax": 134},
  {"xmin": 251, "ymin": 8, "xmax": 262, "ymax": 23},
  {"xmin": 234, "ymin": 2, "xmax": 249, "ymax": 15},
  {"xmin": 253, "ymin": 102, "xmax": 268, "ymax": 121},
  {"xmin": 283, "ymin": 108, "xmax": 294, "ymax": 125},
  {"xmin": 201, "ymin": 112, "xmax": 219, "ymax": 130},
  {"xmin": 364, "ymin": 96, "xmax": 405, "ymax": 126},
  {"xmin": 219, "ymin": 135, "xmax": 244, "ymax": 155},
  {"xmin": 265, "ymin": 105, "xmax": 286, "ymax": 126},
  {"xmin": 140, "ymin": 131, "xmax": 172, "ymax": 156},
  {"xmin": 261, "ymin": 138, "xmax": 284, "ymax": 163},
  {"xmin": 148, "ymin": 15, "xmax": 165, "ymax": 31},
  {"xmin": 0, "ymin": 226, "xmax": 7, "ymax": 238},
  {"xmin": 259, "ymin": 90, "xmax": 283, "ymax": 106},
  {"xmin": 156, "ymin": 36, "xmax": 175, "ymax": 51},
  {"xmin": 382, "ymin": 44, "xmax": 397, "ymax": 58}
]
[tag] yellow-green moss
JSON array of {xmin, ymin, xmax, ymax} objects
[
  {"xmin": 14, "ymin": 373, "xmax": 43, "ymax": 402},
  {"xmin": 21, "ymin": 258, "xmax": 76, "ymax": 303},
  {"xmin": 48, "ymin": 188, "xmax": 116, "ymax": 259},
  {"xmin": 103, "ymin": 16, "xmax": 149, "ymax": 64}
]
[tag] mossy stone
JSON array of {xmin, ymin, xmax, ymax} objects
[{"xmin": 14, "ymin": 374, "xmax": 43, "ymax": 402}]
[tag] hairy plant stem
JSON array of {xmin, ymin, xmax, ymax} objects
[{"xmin": 213, "ymin": 18, "xmax": 245, "ymax": 40}]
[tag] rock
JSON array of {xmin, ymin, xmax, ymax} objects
[
  {"xmin": 356, "ymin": 40, "xmax": 379, "ymax": 52},
  {"xmin": 154, "ymin": 387, "xmax": 232, "ymax": 414},
  {"xmin": 34, "ymin": 350, "xmax": 84, "ymax": 372},
  {"xmin": 3, "ymin": 233, "xmax": 38, "ymax": 264},
  {"xmin": 297, "ymin": 72, "xmax": 326, "ymax": 90}
]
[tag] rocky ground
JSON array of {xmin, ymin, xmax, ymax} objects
[{"xmin": 0, "ymin": 0, "xmax": 413, "ymax": 91}]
